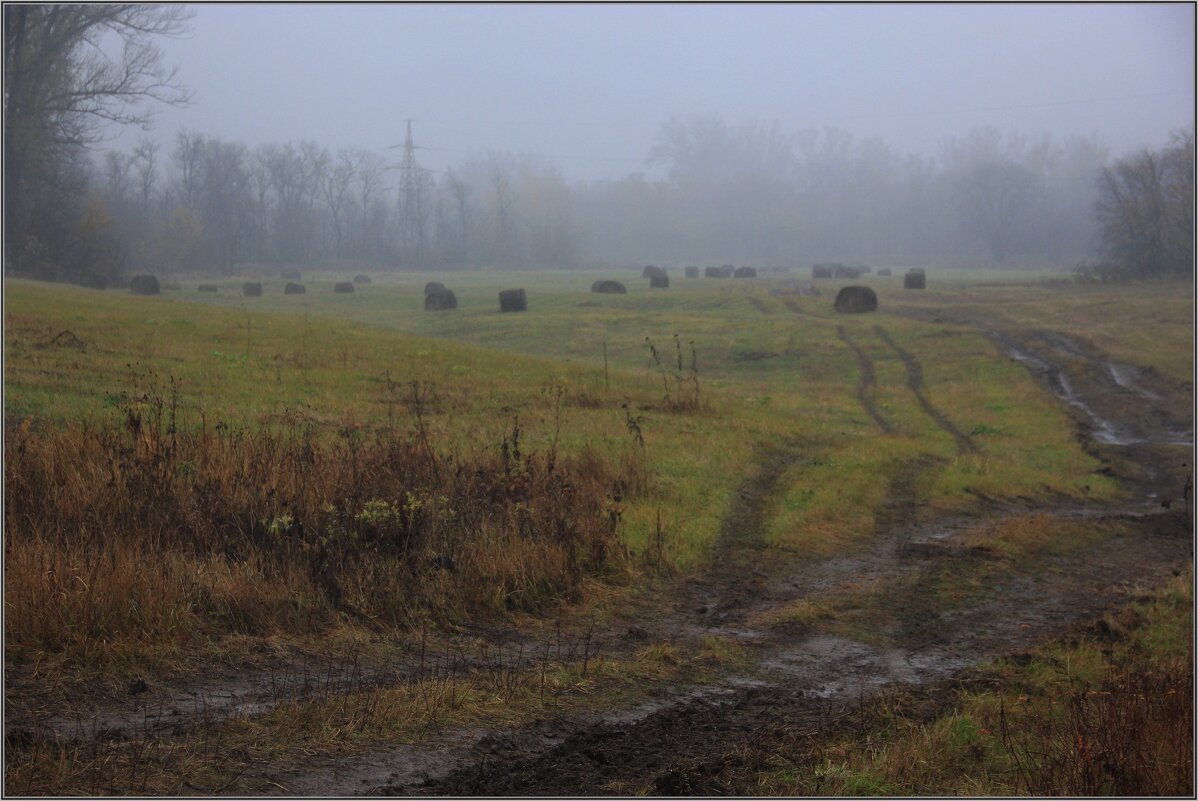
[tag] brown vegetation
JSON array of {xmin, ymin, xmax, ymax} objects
[{"xmin": 4, "ymin": 384, "xmax": 636, "ymax": 666}]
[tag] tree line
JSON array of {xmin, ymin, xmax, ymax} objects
[{"xmin": 4, "ymin": 6, "xmax": 1191, "ymax": 284}]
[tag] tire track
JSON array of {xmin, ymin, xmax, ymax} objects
[
  {"xmin": 780, "ymin": 298, "xmax": 805, "ymax": 316},
  {"xmin": 836, "ymin": 325, "xmax": 893, "ymax": 434},
  {"xmin": 874, "ymin": 325, "xmax": 977, "ymax": 455},
  {"xmin": 745, "ymin": 296, "xmax": 772, "ymax": 315}
]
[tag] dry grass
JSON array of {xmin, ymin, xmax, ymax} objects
[{"xmin": 5, "ymin": 375, "xmax": 639, "ymax": 669}]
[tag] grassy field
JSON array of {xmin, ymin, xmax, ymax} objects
[{"xmin": 4, "ymin": 266, "xmax": 1192, "ymax": 794}]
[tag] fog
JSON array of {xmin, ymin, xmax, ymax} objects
[{"xmin": 85, "ymin": 4, "xmax": 1197, "ymax": 270}]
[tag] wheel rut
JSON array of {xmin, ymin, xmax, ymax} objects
[
  {"xmin": 874, "ymin": 325, "xmax": 977, "ymax": 454},
  {"xmin": 836, "ymin": 325, "xmax": 893, "ymax": 434}
]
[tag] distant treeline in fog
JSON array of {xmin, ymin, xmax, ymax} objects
[{"xmin": 14, "ymin": 117, "xmax": 1195, "ymax": 283}]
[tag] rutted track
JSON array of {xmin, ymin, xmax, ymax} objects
[
  {"xmin": 874, "ymin": 325, "xmax": 977, "ymax": 454},
  {"xmin": 836, "ymin": 325, "xmax": 893, "ymax": 434}
]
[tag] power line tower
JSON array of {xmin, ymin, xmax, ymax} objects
[{"xmin": 392, "ymin": 119, "xmax": 428, "ymax": 263}]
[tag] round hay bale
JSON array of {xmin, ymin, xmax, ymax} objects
[
  {"xmin": 591, "ymin": 280, "xmax": 626, "ymax": 294},
  {"xmin": 243, "ymin": 281, "xmax": 263, "ymax": 297},
  {"xmin": 198, "ymin": 284, "xmax": 218, "ymax": 293},
  {"xmin": 649, "ymin": 274, "xmax": 669, "ymax": 288},
  {"xmin": 903, "ymin": 271, "xmax": 926, "ymax": 290},
  {"xmin": 685, "ymin": 266, "xmax": 700, "ymax": 278},
  {"xmin": 424, "ymin": 288, "xmax": 458, "ymax": 310},
  {"xmin": 280, "ymin": 268, "xmax": 302, "ymax": 280},
  {"xmin": 833, "ymin": 264, "xmax": 862, "ymax": 278},
  {"xmin": 834, "ymin": 285, "xmax": 878, "ymax": 313},
  {"xmin": 641, "ymin": 265, "xmax": 666, "ymax": 279},
  {"xmin": 876, "ymin": 268, "xmax": 892, "ymax": 277},
  {"xmin": 499, "ymin": 288, "xmax": 527, "ymax": 312},
  {"xmin": 424, "ymin": 281, "xmax": 446, "ymax": 297},
  {"xmin": 812, "ymin": 265, "xmax": 832, "ymax": 279},
  {"xmin": 129, "ymin": 274, "xmax": 160, "ymax": 295},
  {"xmin": 284, "ymin": 282, "xmax": 306, "ymax": 295},
  {"xmin": 353, "ymin": 274, "xmax": 372, "ymax": 285},
  {"xmin": 704, "ymin": 266, "xmax": 728, "ymax": 278},
  {"xmin": 334, "ymin": 281, "xmax": 355, "ymax": 294},
  {"xmin": 734, "ymin": 266, "xmax": 757, "ymax": 278}
]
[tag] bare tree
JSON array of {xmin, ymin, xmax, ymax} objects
[{"xmin": 4, "ymin": 5, "xmax": 192, "ymax": 273}]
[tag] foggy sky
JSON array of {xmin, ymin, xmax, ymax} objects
[{"xmin": 113, "ymin": 3, "xmax": 1194, "ymax": 182}]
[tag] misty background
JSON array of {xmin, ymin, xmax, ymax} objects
[{"xmin": 8, "ymin": 4, "xmax": 1195, "ymax": 276}]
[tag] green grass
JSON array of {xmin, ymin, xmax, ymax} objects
[{"xmin": 4, "ymin": 271, "xmax": 1147, "ymax": 575}]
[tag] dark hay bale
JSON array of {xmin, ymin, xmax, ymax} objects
[
  {"xmin": 641, "ymin": 265, "xmax": 667, "ymax": 279},
  {"xmin": 334, "ymin": 281, "xmax": 355, "ymax": 293},
  {"xmin": 854, "ymin": 264, "xmax": 873, "ymax": 274},
  {"xmin": 129, "ymin": 274, "xmax": 160, "ymax": 295},
  {"xmin": 734, "ymin": 266, "xmax": 757, "ymax": 278},
  {"xmin": 424, "ymin": 281, "xmax": 446, "ymax": 296},
  {"xmin": 685, "ymin": 266, "xmax": 699, "ymax": 278},
  {"xmin": 591, "ymin": 280, "xmax": 626, "ymax": 294},
  {"xmin": 243, "ymin": 281, "xmax": 263, "ymax": 297},
  {"xmin": 705, "ymin": 266, "xmax": 728, "ymax": 278},
  {"xmin": 833, "ymin": 264, "xmax": 862, "ymax": 278},
  {"xmin": 649, "ymin": 274, "xmax": 669, "ymax": 288},
  {"xmin": 834, "ymin": 285, "xmax": 878, "ymax": 313},
  {"xmin": 280, "ymin": 268, "xmax": 302, "ymax": 280},
  {"xmin": 424, "ymin": 288, "xmax": 458, "ymax": 310},
  {"xmin": 353, "ymin": 274, "xmax": 372, "ymax": 285},
  {"xmin": 198, "ymin": 284, "xmax": 218, "ymax": 293},
  {"xmin": 284, "ymin": 282, "xmax": 306, "ymax": 295},
  {"xmin": 812, "ymin": 265, "xmax": 832, "ymax": 279},
  {"xmin": 877, "ymin": 268, "xmax": 892, "ymax": 277},
  {"xmin": 904, "ymin": 271, "xmax": 926, "ymax": 289},
  {"xmin": 499, "ymin": 288, "xmax": 527, "ymax": 312}
]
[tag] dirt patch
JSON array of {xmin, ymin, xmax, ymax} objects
[
  {"xmin": 874, "ymin": 325, "xmax": 977, "ymax": 454},
  {"xmin": 837, "ymin": 325, "xmax": 893, "ymax": 434}
]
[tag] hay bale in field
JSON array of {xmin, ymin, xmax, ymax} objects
[
  {"xmin": 704, "ymin": 266, "xmax": 725, "ymax": 278},
  {"xmin": 734, "ymin": 266, "xmax": 757, "ymax": 278},
  {"xmin": 877, "ymin": 268, "xmax": 892, "ymax": 277},
  {"xmin": 834, "ymin": 285, "xmax": 878, "ymax": 313},
  {"xmin": 642, "ymin": 265, "xmax": 666, "ymax": 279},
  {"xmin": 591, "ymin": 280, "xmax": 626, "ymax": 294},
  {"xmin": 198, "ymin": 284, "xmax": 218, "ymax": 293},
  {"xmin": 812, "ymin": 264, "xmax": 832, "ymax": 279},
  {"xmin": 904, "ymin": 271, "xmax": 926, "ymax": 289},
  {"xmin": 284, "ymin": 282, "xmax": 306, "ymax": 295},
  {"xmin": 499, "ymin": 288, "xmax": 527, "ymax": 312},
  {"xmin": 424, "ymin": 288, "xmax": 457, "ymax": 310},
  {"xmin": 833, "ymin": 264, "xmax": 862, "ymax": 278},
  {"xmin": 334, "ymin": 281, "xmax": 355, "ymax": 293},
  {"xmin": 129, "ymin": 274, "xmax": 160, "ymax": 295},
  {"xmin": 649, "ymin": 274, "xmax": 669, "ymax": 288},
  {"xmin": 280, "ymin": 268, "xmax": 302, "ymax": 280},
  {"xmin": 243, "ymin": 281, "xmax": 263, "ymax": 297},
  {"xmin": 685, "ymin": 266, "xmax": 700, "ymax": 278},
  {"xmin": 424, "ymin": 281, "xmax": 446, "ymax": 296},
  {"xmin": 353, "ymin": 274, "xmax": 372, "ymax": 285}
]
